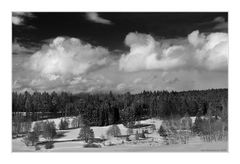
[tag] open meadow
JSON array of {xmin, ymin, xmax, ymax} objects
[{"xmin": 12, "ymin": 117, "xmax": 228, "ymax": 152}]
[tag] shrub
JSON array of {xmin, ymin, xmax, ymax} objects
[
  {"xmin": 23, "ymin": 131, "xmax": 39, "ymax": 146},
  {"xmin": 106, "ymin": 125, "xmax": 121, "ymax": 137},
  {"xmin": 192, "ymin": 116, "xmax": 227, "ymax": 142},
  {"xmin": 178, "ymin": 131, "xmax": 191, "ymax": 144},
  {"xmin": 59, "ymin": 118, "xmax": 69, "ymax": 130},
  {"xmin": 83, "ymin": 143, "xmax": 101, "ymax": 148},
  {"xmin": 42, "ymin": 121, "xmax": 57, "ymax": 141},
  {"xmin": 126, "ymin": 136, "xmax": 130, "ymax": 141},
  {"xmin": 180, "ymin": 115, "xmax": 192, "ymax": 130},
  {"xmin": 35, "ymin": 145, "xmax": 41, "ymax": 151},
  {"xmin": 158, "ymin": 125, "xmax": 167, "ymax": 137},
  {"xmin": 33, "ymin": 121, "xmax": 44, "ymax": 136},
  {"xmin": 78, "ymin": 125, "xmax": 94, "ymax": 143},
  {"xmin": 45, "ymin": 141, "xmax": 54, "ymax": 149},
  {"xmin": 158, "ymin": 119, "xmax": 192, "ymax": 145},
  {"xmin": 192, "ymin": 116, "xmax": 203, "ymax": 134},
  {"xmin": 169, "ymin": 119, "xmax": 181, "ymax": 131}
]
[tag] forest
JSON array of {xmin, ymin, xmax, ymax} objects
[{"xmin": 12, "ymin": 89, "xmax": 228, "ymax": 126}]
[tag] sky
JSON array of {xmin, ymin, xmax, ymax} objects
[{"xmin": 12, "ymin": 12, "xmax": 228, "ymax": 93}]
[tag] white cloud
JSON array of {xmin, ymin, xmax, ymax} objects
[
  {"xmin": 69, "ymin": 76, "xmax": 88, "ymax": 85},
  {"xmin": 119, "ymin": 30, "xmax": 228, "ymax": 72},
  {"xmin": 13, "ymin": 30, "xmax": 228, "ymax": 93},
  {"xmin": 119, "ymin": 32, "xmax": 157, "ymax": 72},
  {"xmin": 119, "ymin": 32, "xmax": 188, "ymax": 72},
  {"xmin": 213, "ymin": 16, "xmax": 225, "ymax": 23},
  {"xmin": 214, "ymin": 23, "xmax": 228, "ymax": 30},
  {"xmin": 13, "ymin": 80, "xmax": 21, "ymax": 89},
  {"xmin": 190, "ymin": 31, "xmax": 228, "ymax": 71},
  {"xmin": 187, "ymin": 30, "xmax": 205, "ymax": 47},
  {"xmin": 86, "ymin": 12, "xmax": 112, "ymax": 25},
  {"xmin": 116, "ymin": 83, "xmax": 127, "ymax": 91},
  {"xmin": 213, "ymin": 16, "xmax": 228, "ymax": 31},
  {"xmin": 86, "ymin": 86, "xmax": 96, "ymax": 92},
  {"xmin": 12, "ymin": 12, "xmax": 34, "ymax": 25},
  {"xmin": 26, "ymin": 37, "xmax": 110, "ymax": 80},
  {"xmin": 12, "ymin": 42, "xmax": 36, "ymax": 54},
  {"xmin": 12, "ymin": 16, "xmax": 24, "ymax": 25},
  {"xmin": 13, "ymin": 12, "xmax": 34, "ymax": 17}
]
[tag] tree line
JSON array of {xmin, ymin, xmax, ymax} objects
[{"xmin": 12, "ymin": 88, "xmax": 228, "ymax": 126}]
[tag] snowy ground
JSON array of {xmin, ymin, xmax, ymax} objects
[
  {"xmin": 12, "ymin": 117, "xmax": 227, "ymax": 152},
  {"xmin": 12, "ymin": 136, "xmax": 227, "ymax": 152},
  {"xmin": 47, "ymin": 139, "xmax": 228, "ymax": 152}
]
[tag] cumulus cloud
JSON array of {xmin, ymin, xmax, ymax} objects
[
  {"xmin": 213, "ymin": 16, "xmax": 228, "ymax": 31},
  {"xmin": 26, "ymin": 37, "xmax": 110, "ymax": 80},
  {"xmin": 86, "ymin": 12, "xmax": 112, "ymax": 25},
  {"xmin": 12, "ymin": 12, "xmax": 35, "ymax": 25},
  {"xmin": 116, "ymin": 83, "xmax": 127, "ymax": 91},
  {"xmin": 12, "ymin": 16, "xmax": 24, "ymax": 25},
  {"xmin": 119, "ymin": 30, "xmax": 228, "ymax": 72},
  {"xmin": 189, "ymin": 31, "xmax": 228, "ymax": 71},
  {"xmin": 13, "ymin": 12, "xmax": 34, "ymax": 17},
  {"xmin": 13, "ymin": 80, "xmax": 21, "ymax": 89},
  {"xmin": 187, "ymin": 30, "xmax": 205, "ymax": 47},
  {"xmin": 213, "ymin": 16, "xmax": 225, "ymax": 23},
  {"xmin": 119, "ymin": 32, "xmax": 189, "ymax": 72},
  {"xmin": 12, "ymin": 42, "xmax": 37, "ymax": 54},
  {"xmin": 13, "ymin": 30, "xmax": 228, "ymax": 93}
]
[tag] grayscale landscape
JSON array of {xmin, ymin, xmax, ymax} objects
[{"xmin": 12, "ymin": 12, "xmax": 228, "ymax": 152}]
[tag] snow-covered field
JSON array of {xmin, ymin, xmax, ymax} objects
[
  {"xmin": 12, "ymin": 136, "xmax": 227, "ymax": 152},
  {"xmin": 47, "ymin": 139, "xmax": 227, "ymax": 152},
  {"xmin": 12, "ymin": 117, "xmax": 227, "ymax": 152},
  {"xmin": 29, "ymin": 117, "xmax": 164, "ymax": 139}
]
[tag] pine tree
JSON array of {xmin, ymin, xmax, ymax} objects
[
  {"xmin": 106, "ymin": 125, "xmax": 121, "ymax": 137},
  {"xmin": 158, "ymin": 125, "xmax": 167, "ymax": 137},
  {"xmin": 42, "ymin": 121, "xmax": 57, "ymax": 141},
  {"xmin": 78, "ymin": 125, "xmax": 94, "ymax": 143}
]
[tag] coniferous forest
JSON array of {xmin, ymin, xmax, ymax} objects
[{"xmin": 12, "ymin": 88, "xmax": 228, "ymax": 126}]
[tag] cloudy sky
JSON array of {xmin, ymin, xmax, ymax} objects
[{"xmin": 12, "ymin": 12, "xmax": 228, "ymax": 93}]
